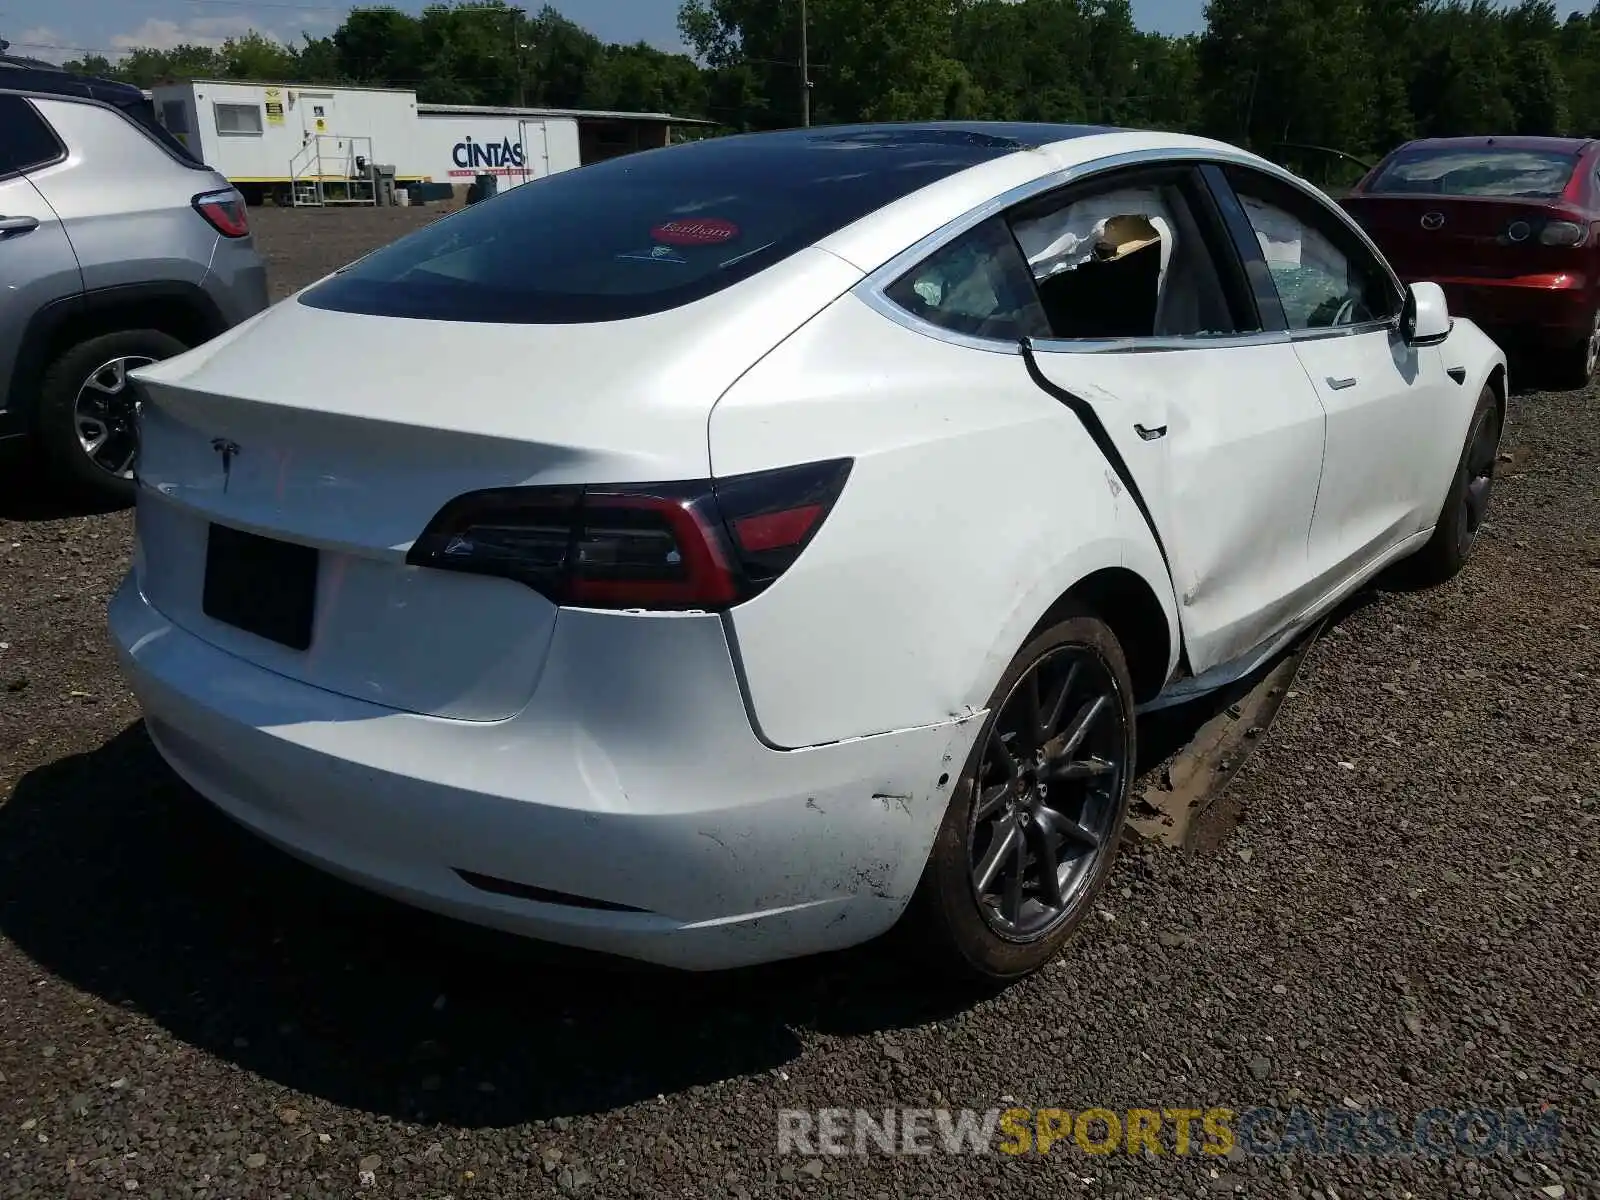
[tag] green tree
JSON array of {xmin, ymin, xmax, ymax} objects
[
  {"xmin": 679, "ymin": 0, "xmax": 969, "ymax": 125},
  {"xmin": 218, "ymin": 31, "xmax": 300, "ymax": 80},
  {"xmin": 1199, "ymin": 0, "xmax": 1376, "ymax": 160},
  {"xmin": 1409, "ymin": 1, "xmax": 1517, "ymax": 137}
]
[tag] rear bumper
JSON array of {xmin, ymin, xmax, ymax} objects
[
  {"xmin": 1421, "ymin": 274, "xmax": 1593, "ymax": 343},
  {"xmin": 109, "ymin": 572, "xmax": 979, "ymax": 970},
  {"xmin": 203, "ymin": 234, "xmax": 270, "ymax": 330}
]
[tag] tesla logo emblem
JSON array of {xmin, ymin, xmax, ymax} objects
[
  {"xmin": 1421, "ymin": 212, "xmax": 1445, "ymax": 230},
  {"xmin": 211, "ymin": 438, "xmax": 240, "ymax": 491}
]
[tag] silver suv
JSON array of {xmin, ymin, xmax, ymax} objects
[{"xmin": 0, "ymin": 65, "xmax": 268, "ymax": 504}]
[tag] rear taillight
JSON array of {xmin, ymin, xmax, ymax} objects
[
  {"xmin": 1539, "ymin": 219, "xmax": 1587, "ymax": 247},
  {"xmin": 1500, "ymin": 213, "xmax": 1589, "ymax": 248},
  {"xmin": 193, "ymin": 189, "xmax": 249, "ymax": 238},
  {"xmin": 406, "ymin": 459, "xmax": 852, "ymax": 610}
]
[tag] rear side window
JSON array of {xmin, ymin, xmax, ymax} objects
[
  {"xmin": 117, "ymin": 99, "xmax": 206, "ymax": 166},
  {"xmin": 1367, "ymin": 147, "xmax": 1579, "ymax": 199},
  {"xmin": 0, "ymin": 95, "xmax": 65, "ymax": 176},
  {"xmin": 883, "ymin": 218, "xmax": 1049, "ymax": 341},
  {"xmin": 299, "ymin": 128, "xmax": 1027, "ymax": 324}
]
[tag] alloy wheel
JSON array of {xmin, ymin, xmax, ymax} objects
[
  {"xmin": 74, "ymin": 355, "xmax": 154, "ymax": 479},
  {"xmin": 966, "ymin": 644, "xmax": 1128, "ymax": 941}
]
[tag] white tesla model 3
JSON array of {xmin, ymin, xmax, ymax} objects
[{"xmin": 111, "ymin": 123, "xmax": 1506, "ymax": 979}]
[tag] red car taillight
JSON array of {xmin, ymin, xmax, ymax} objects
[
  {"xmin": 193, "ymin": 189, "xmax": 250, "ymax": 238},
  {"xmin": 1503, "ymin": 211, "xmax": 1590, "ymax": 248},
  {"xmin": 405, "ymin": 458, "xmax": 853, "ymax": 610},
  {"xmin": 1539, "ymin": 219, "xmax": 1587, "ymax": 247}
]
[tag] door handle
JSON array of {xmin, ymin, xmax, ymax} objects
[
  {"xmin": 0, "ymin": 215, "xmax": 40, "ymax": 235},
  {"xmin": 1134, "ymin": 423, "xmax": 1167, "ymax": 441},
  {"xmin": 1326, "ymin": 376, "xmax": 1358, "ymax": 390}
]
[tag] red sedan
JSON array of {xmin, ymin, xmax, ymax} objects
[{"xmin": 1342, "ymin": 135, "xmax": 1600, "ymax": 385}]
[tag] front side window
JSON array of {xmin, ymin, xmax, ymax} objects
[
  {"xmin": 1226, "ymin": 167, "xmax": 1398, "ymax": 331},
  {"xmin": 214, "ymin": 102, "xmax": 263, "ymax": 136},
  {"xmin": 883, "ymin": 218, "xmax": 1049, "ymax": 341},
  {"xmin": 1368, "ymin": 146, "xmax": 1578, "ymax": 200}
]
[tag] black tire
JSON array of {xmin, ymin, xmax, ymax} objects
[
  {"xmin": 905, "ymin": 608, "xmax": 1136, "ymax": 981},
  {"xmin": 1403, "ymin": 384, "xmax": 1501, "ymax": 587},
  {"xmin": 1556, "ymin": 309, "xmax": 1600, "ymax": 390},
  {"xmin": 34, "ymin": 329, "xmax": 188, "ymax": 507}
]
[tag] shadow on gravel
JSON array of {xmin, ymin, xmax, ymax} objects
[
  {"xmin": 0, "ymin": 723, "xmax": 997, "ymax": 1128},
  {"xmin": 0, "ymin": 447, "xmax": 128, "ymax": 522},
  {"xmin": 0, "ymin": 587, "xmax": 1390, "ymax": 1128},
  {"xmin": 1503, "ymin": 350, "xmax": 1585, "ymax": 396}
]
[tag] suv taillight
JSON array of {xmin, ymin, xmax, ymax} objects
[
  {"xmin": 405, "ymin": 459, "xmax": 853, "ymax": 610},
  {"xmin": 193, "ymin": 189, "xmax": 249, "ymax": 238}
]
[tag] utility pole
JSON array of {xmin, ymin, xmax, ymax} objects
[
  {"xmin": 799, "ymin": 0, "xmax": 812, "ymax": 127},
  {"xmin": 508, "ymin": 8, "xmax": 525, "ymax": 107}
]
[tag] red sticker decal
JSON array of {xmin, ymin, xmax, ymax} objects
[{"xmin": 651, "ymin": 217, "xmax": 739, "ymax": 246}]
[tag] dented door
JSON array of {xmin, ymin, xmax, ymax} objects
[{"xmin": 1023, "ymin": 339, "xmax": 1328, "ymax": 673}]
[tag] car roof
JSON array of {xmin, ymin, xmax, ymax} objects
[
  {"xmin": 1392, "ymin": 134, "xmax": 1596, "ymax": 155},
  {"xmin": 0, "ymin": 62, "xmax": 148, "ymax": 108},
  {"xmin": 815, "ymin": 126, "xmax": 1268, "ymax": 274},
  {"xmin": 670, "ymin": 121, "xmax": 1117, "ymax": 163}
]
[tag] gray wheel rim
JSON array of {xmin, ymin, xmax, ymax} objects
[
  {"xmin": 74, "ymin": 355, "xmax": 154, "ymax": 478},
  {"xmin": 1586, "ymin": 311, "xmax": 1599, "ymax": 381},
  {"xmin": 966, "ymin": 644, "xmax": 1128, "ymax": 942}
]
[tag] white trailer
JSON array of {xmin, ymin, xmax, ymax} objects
[
  {"xmin": 151, "ymin": 80, "xmax": 422, "ymax": 202},
  {"xmin": 414, "ymin": 105, "xmax": 581, "ymax": 191},
  {"xmin": 150, "ymin": 80, "xmax": 686, "ymax": 204}
]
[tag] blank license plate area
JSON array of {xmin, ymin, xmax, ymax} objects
[{"xmin": 202, "ymin": 523, "xmax": 318, "ymax": 651}]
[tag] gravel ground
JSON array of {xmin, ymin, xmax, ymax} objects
[
  {"xmin": 1, "ymin": 209, "xmax": 1597, "ymax": 1200},
  {"xmin": 245, "ymin": 206, "xmax": 451, "ymax": 302}
]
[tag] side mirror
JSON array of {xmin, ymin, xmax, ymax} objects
[{"xmin": 1401, "ymin": 281, "xmax": 1450, "ymax": 345}]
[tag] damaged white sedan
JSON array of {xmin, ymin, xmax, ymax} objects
[{"xmin": 111, "ymin": 122, "xmax": 1506, "ymax": 978}]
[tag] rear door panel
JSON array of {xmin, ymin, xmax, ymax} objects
[{"xmin": 1024, "ymin": 341, "xmax": 1326, "ymax": 672}]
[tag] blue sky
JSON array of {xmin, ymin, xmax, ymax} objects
[{"xmin": 2, "ymin": 0, "xmax": 1593, "ymax": 63}]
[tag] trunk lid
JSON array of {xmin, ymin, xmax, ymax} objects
[
  {"xmin": 130, "ymin": 247, "xmax": 862, "ymax": 721},
  {"xmin": 1341, "ymin": 195, "xmax": 1585, "ymax": 280}
]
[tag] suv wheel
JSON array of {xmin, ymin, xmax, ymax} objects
[{"xmin": 36, "ymin": 329, "xmax": 188, "ymax": 506}]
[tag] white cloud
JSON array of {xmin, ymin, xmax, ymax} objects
[
  {"xmin": 109, "ymin": 16, "xmax": 288, "ymax": 53},
  {"xmin": 295, "ymin": 10, "xmax": 346, "ymax": 32},
  {"xmin": 10, "ymin": 26, "xmax": 75, "ymax": 64}
]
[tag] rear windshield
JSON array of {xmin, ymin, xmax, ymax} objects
[
  {"xmin": 298, "ymin": 128, "xmax": 1028, "ymax": 324},
  {"xmin": 1366, "ymin": 147, "xmax": 1580, "ymax": 199}
]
